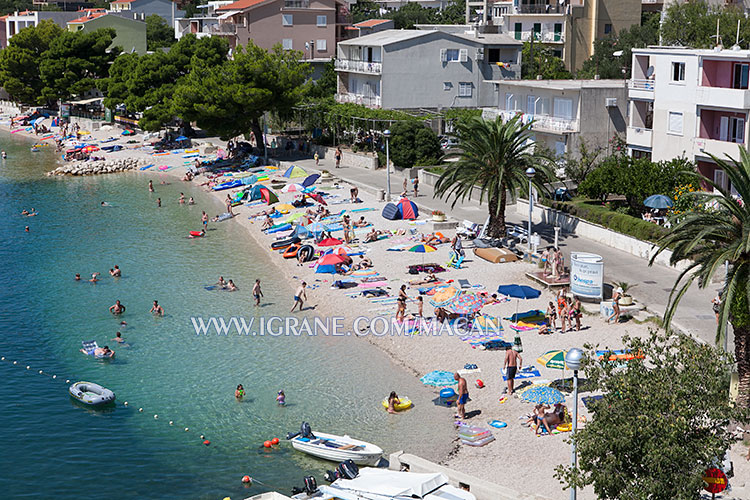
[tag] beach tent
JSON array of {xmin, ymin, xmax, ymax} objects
[
  {"xmin": 382, "ymin": 203, "xmax": 400, "ymax": 220},
  {"xmin": 246, "ymin": 184, "xmax": 265, "ymax": 201},
  {"xmin": 397, "ymin": 198, "xmax": 419, "ymax": 220},
  {"xmin": 307, "ymin": 193, "xmax": 327, "ymax": 205},
  {"xmin": 283, "ymin": 165, "xmax": 307, "ymax": 178},
  {"xmin": 302, "ymin": 173, "xmax": 320, "ymax": 187},
  {"xmin": 247, "ymin": 185, "xmax": 278, "ymax": 204},
  {"xmin": 290, "ymin": 225, "xmax": 311, "ymax": 239}
]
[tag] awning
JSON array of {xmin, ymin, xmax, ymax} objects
[
  {"xmin": 69, "ymin": 97, "xmax": 103, "ymax": 105},
  {"xmin": 217, "ymin": 10, "xmax": 239, "ymax": 19}
]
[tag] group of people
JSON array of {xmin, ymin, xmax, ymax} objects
[
  {"xmin": 214, "ymin": 276, "xmax": 239, "ymax": 292},
  {"xmin": 543, "ymin": 288, "xmax": 582, "ymax": 333},
  {"xmin": 401, "ymin": 177, "xmax": 419, "ymax": 198},
  {"xmin": 540, "ymin": 247, "xmax": 566, "ymax": 279}
]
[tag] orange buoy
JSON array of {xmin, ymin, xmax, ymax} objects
[
  {"xmin": 271, "ymin": 437, "xmax": 280, "ymax": 445},
  {"xmin": 263, "ymin": 440, "xmax": 272, "ymax": 448},
  {"xmin": 242, "ymin": 475, "xmax": 252, "ymax": 484},
  {"xmin": 203, "ymin": 440, "xmax": 211, "ymax": 446}
]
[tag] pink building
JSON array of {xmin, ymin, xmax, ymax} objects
[{"xmin": 215, "ymin": 0, "xmax": 350, "ymax": 60}]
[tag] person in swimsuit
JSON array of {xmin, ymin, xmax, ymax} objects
[
  {"xmin": 157, "ymin": 198, "xmax": 161, "ymax": 208},
  {"xmin": 109, "ymin": 300, "xmax": 126, "ymax": 315},
  {"xmin": 235, "ymin": 384, "xmax": 245, "ymax": 399},
  {"xmin": 252, "ymin": 279, "xmax": 263, "ymax": 306},
  {"xmin": 608, "ymin": 288, "xmax": 622, "ymax": 324},
  {"xmin": 112, "ymin": 332, "xmax": 126, "ymax": 344},
  {"xmin": 188, "ymin": 197, "xmax": 195, "ymax": 205},
  {"xmin": 150, "ymin": 300, "xmax": 165, "ymax": 316},
  {"xmin": 89, "ymin": 272, "xmax": 100, "ymax": 283},
  {"xmin": 110, "ymin": 265, "xmax": 121, "ymax": 277},
  {"xmin": 387, "ymin": 391, "xmax": 400, "ymax": 414},
  {"xmin": 215, "ymin": 277, "xmax": 227, "ymax": 289},
  {"xmin": 503, "ymin": 346, "xmax": 523, "ymax": 395},
  {"xmin": 396, "ymin": 285, "xmax": 408, "ymax": 323},
  {"xmin": 546, "ymin": 301, "xmax": 557, "ymax": 330},
  {"xmin": 276, "ymin": 390, "xmax": 286, "ymax": 406},
  {"xmin": 454, "ymin": 373, "xmax": 468, "ymax": 419},
  {"xmin": 227, "ymin": 280, "xmax": 238, "ymax": 292},
  {"xmin": 148, "ymin": 180, "xmax": 154, "ymax": 192},
  {"xmin": 179, "ymin": 193, "xmax": 185, "ymax": 204},
  {"xmin": 290, "ymin": 282, "xmax": 307, "ymax": 312},
  {"xmin": 202, "ymin": 211, "xmax": 208, "ymax": 229},
  {"xmin": 572, "ymin": 297, "xmax": 582, "ymax": 331},
  {"xmin": 74, "ymin": 273, "xmax": 81, "ymax": 281}
]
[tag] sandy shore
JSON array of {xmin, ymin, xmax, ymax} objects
[{"xmin": 6, "ymin": 119, "xmax": 747, "ymax": 500}]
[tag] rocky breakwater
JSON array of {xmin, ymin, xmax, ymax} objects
[{"xmin": 47, "ymin": 157, "xmax": 149, "ymax": 176}]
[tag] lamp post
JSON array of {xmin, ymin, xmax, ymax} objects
[
  {"xmin": 525, "ymin": 167, "xmax": 536, "ymax": 258},
  {"xmin": 384, "ymin": 129, "xmax": 391, "ymax": 201},
  {"xmin": 565, "ymin": 347, "xmax": 584, "ymax": 500}
]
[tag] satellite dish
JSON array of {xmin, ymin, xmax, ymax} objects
[
  {"xmin": 646, "ymin": 66, "xmax": 655, "ymax": 78},
  {"xmin": 612, "ymin": 50, "xmax": 623, "ymax": 57}
]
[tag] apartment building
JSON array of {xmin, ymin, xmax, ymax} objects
[
  {"xmin": 67, "ymin": 10, "xmax": 147, "ymax": 54},
  {"xmin": 109, "ymin": 0, "xmax": 185, "ymax": 25},
  {"xmin": 483, "ymin": 0, "xmax": 641, "ymax": 71},
  {"xmin": 174, "ymin": 1, "xmax": 235, "ymax": 39},
  {"xmin": 482, "ymin": 79, "xmax": 627, "ymax": 159},
  {"xmin": 335, "ymin": 27, "xmax": 521, "ymax": 109},
  {"xmin": 4, "ymin": 11, "xmax": 82, "ymax": 46},
  {"xmin": 627, "ymin": 47, "xmax": 750, "ymax": 193}
]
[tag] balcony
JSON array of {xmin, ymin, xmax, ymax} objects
[
  {"xmin": 694, "ymin": 138, "xmax": 747, "ymax": 159},
  {"xmin": 627, "ymin": 126, "xmax": 652, "ymax": 149},
  {"xmin": 628, "ymin": 78, "xmax": 655, "ymax": 101},
  {"xmin": 515, "ymin": 5, "xmax": 564, "ymax": 14},
  {"xmin": 336, "ymin": 93, "xmax": 381, "ymax": 108},
  {"xmin": 334, "ymin": 59, "xmax": 382, "ymax": 74},
  {"xmin": 696, "ymin": 86, "xmax": 750, "ymax": 110},
  {"xmin": 210, "ymin": 23, "xmax": 237, "ymax": 35},
  {"xmin": 517, "ymin": 31, "xmax": 564, "ymax": 43},
  {"xmin": 499, "ymin": 110, "xmax": 578, "ymax": 133}
]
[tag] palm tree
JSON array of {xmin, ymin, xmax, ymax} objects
[
  {"xmin": 650, "ymin": 148, "xmax": 750, "ymax": 408},
  {"xmin": 434, "ymin": 115, "xmax": 554, "ymax": 238}
]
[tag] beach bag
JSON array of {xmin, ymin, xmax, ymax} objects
[
  {"xmin": 303, "ymin": 475, "xmax": 318, "ymax": 494},
  {"xmin": 337, "ymin": 459, "xmax": 359, "ymax": 480}
]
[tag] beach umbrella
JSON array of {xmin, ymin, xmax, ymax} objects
[
  {"xmin": 302, "ymin": 173, "xmax": 320, "ymax": 187},
  {"xmin": 419, "ymin": 370, "xmax": 457, "ymax": 387},
  {"xmin": 442, "ymin": 292, "xmax": 488, "ymax": 315},
  {"xmin": 318, "ymin": 237, "xmax": 342, "ymax": 247},
  {"xmin": 282, "ymin": 183, "xmax": 305, "ymax": 193},
  {"xmin": 307, "ymin": 193, "xmax": 327, "ymax": 205},
  {"xmin": 34, "ymin": 117, "xmax": 45, "ymax": 124},
  {"xmin": 498, "ymin": 284, "xmax": 542, "ymax": 317},
  {"xmin": 520, "ymin": 386, "xmax": 565, "ymax": 405},
  {"xmin": 318, "ymin": 254, "xmax": 347, "ymax": 266},
  {"xmin": 82, "ymin": 145, "xmax": 99, "ymax": 153},
  {"xmin": 643, "ymin": 194, "xmax": 673, "ymax": 209},
  {"xmin": 285, "ymin": 212, "xmax": 306, "ymax": 223},
  {"xmin": 537, "ymin": 349, "xmax": 569, "ymax": 370},
  {"xmin": 305, "ymin": 222, "xmax": 331, "ymax": 237},
  {"xmin": 408, "ymin": 244, "xmax": 436, "ymax": 264},
  {"xmin": 429, "ymin": 286, "xmax": 461, "ymax": 307},
  {"xmin": 275, "ymin": 203, "xmax": 295, "ymax": 214}
]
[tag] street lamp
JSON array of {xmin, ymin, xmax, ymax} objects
[
  {"xmin": 384, "ymin": 129, "xmax": 391, "ymax": 201},
  {"xmin": 565, "ymin": 347, "xmax": 584, "ymax": 500},
  {"xmin": 525, "ymin": 167, "xmax": 536, "ymax": 258}
]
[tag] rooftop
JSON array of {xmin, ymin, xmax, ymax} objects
[
  {"xmin": 484, "ymin": 79, "xmax": 628, "ymax": 90},
  {"xmin": 338, "ymin": 28, "xmax": 520, "ymax": 47},
  {"xmin": 633, "ymin": 46, "xmax": 750, "ymax": 59},
  {"xmin": 216, "ymin": 0, "xmax": 267, "ymax": 11},
  {"xmin": 354, "ymin": 18, "xmax": 392, "ymax": 28},
  {"xmin": 68, "ymin": 10, "xmax": 108, "ymax": 23}
]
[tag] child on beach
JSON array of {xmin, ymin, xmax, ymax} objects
[
  {"xmin": 387, "ymin": 391, "xmax": 399, "ymax": 414},
  {"xmin": 276, "ymin": 390, "xmax": 286, "ymax": 406}
]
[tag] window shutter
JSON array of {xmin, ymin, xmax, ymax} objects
[
  {"xmin": 440, "ymin": 49, "xmax": 447, "ymax": 62},
  {"xmin": 459, "ymin": 49, "xmax": 468, "ymax": 62}
]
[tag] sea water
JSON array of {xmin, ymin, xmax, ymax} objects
[{"xmin": 0, "ymin": 132, "xmax": 453, "ymax": 499}]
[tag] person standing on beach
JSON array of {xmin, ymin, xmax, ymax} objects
[
  {"xmin": 503, "ymin": 346, "xmax": 523, "ymax": 395},
  {"xmin": 413, "ymin": 177, "xmax": 419, "ymax": 197},
  {"xmin": 396, "ymin": 285, "xmax": 408, "ymax": 322},
  {"xmin": 252, "ymin": 279, "xmax": 263, "ymax": 306},
  {"xmin": 291, "ymin": 282, "xmax": 307, "ymax": 312},
  {"xmin": 403, "ymin": 178, "xmax": 408, "ymax": 193},
  {"xmin": 454, "ymin": 373, "xmax": 468, "ymax": 419},
  {"xmin": 149, "ymin": 180, "xmax": 154, "ymax": 192},
  {"xmin": 335, "ymin": 147, "xmax": 342, "ymax": 168},
  {"xmin": 314, "ymin": 151, "xmax": 319, "ymax": 166}
]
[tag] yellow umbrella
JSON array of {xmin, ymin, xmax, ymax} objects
[
  {"xmin": 275, "ymin": 204, "xmax": 295, "ymax": 214},
  {"xmin": 285, "ymin": 212, "xmax": 306, "ymax": 223}
]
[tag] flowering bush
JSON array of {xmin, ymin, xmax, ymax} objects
[
  {"xmin": 432, "ymin": 210, "xmax": 445, "ymax": 216},
  {"xmin": 669, "ymin": 183, "xmax": 705, "ymax": 222}
]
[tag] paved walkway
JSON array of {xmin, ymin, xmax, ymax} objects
[{"xmin": 284, "ymin": 155, "xmax": 727, "ymax": 348}]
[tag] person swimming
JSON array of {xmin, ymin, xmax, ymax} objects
[
  {"xmin": 150, "ymin": 300, "xmax": 165, "ymax": 316},
  {"xmin": 74, "ymin": 273, "xmax": 81, "ymax": 281},
  {"xmin": 188, "ymin": 197, "xmax": 195, "ymax": 205},
  {"xmin": 89, "ymin": 272, "xmax": 100, "ymax": 283},
  {"xmin": 110, "ymin": 265, "xmax": 121, "ymax": 277},
  {"xmin": 109, "ymin": 300, "xmax": 126, "ymax": 315},
  {"xmin": 100, "ymin": 202, "xmax": 112, "ymax": 207},
  {"xmin": 276, "ymin": 390, "xmax": 286, "ymax": 406},
  {"xmin": 235, "ymin": 384, "xmax": 245, "ymax": 399},
  {"xmin": 227, "ymin": 280, "xmax": 238, "ymax": 292},
  {"xmin": 111, "ymin": 332, "xmax": 126, "ymax": 344},
  {"xmin": 215, "ymin": 276, "xmax": 227, "ymax": 288}
]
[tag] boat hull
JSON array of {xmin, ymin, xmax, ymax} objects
[{"xmin": 290, "ymin": 432, "xmax": 382, "ymax": 466}]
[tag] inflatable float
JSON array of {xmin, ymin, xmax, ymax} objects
[
  {"xmin": 271, "ymin": 236, "xmax": 299, "ymax": 250},
  {"xmin": 69, "ymin": 381, "xmax": 115, "ymax": 406},
  {"xmin": 381, "ymin": 397, "xmax": 412, "ymax": 411},
  {"xmin": 266, "ymin": 223, "xmax": 292, "ymax": 234},
  {"xmin": 213, "ymin": 180, "xmax": 242, "ymax": 191},
  {"xmin": 297, "ymin": 245, "xmax": 315, "ymax": 262},
  {"xmin": 189, "ymin": 230, "xmax": 204, "ymax": 237},
  {"xmin": 283, "ymin": 243, "xmax": 301, "ymax": 258}
]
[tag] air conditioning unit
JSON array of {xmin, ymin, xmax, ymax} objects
[{"xmin": 605, "ymin": 97, "xmax": 617, "ymax": 107}]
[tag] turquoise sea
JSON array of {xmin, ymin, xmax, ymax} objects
[{"xmin": 0, "ymin": 132, "xmax": 453, "ymax": 499}]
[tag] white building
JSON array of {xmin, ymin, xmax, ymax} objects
[
  {"xmin": 173, "ymin": 1, "xmax": 234, "ymax": 40},
  {"xmin": 627, "ymin": 47, "xmax": 750, "ymax": 193}
]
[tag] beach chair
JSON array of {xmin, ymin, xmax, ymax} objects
[
  {"xmin": 81, "ymin": 340, "xmax": 98, "ymax": 356},
  {"xmin": 446, "ymin": 251, "xmax": 464, "ymax": 269}
]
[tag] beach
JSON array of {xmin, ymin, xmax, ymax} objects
[{"xmin": 5, "ymin": 120, "xmax": 749, "ymax": 500}]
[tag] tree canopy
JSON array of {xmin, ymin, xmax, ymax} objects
[
  {"xmin": 387, "ymin": 120, "xmax": 441, "ymax": 168},
  {"xmin": 661, "ymin": 1, "xmax": 750, "ymax": 49},
  {"xmin": 146, "ymin": 14, "xmax": 176, "ymax": 51},
  {"xmin": 556, "ymin": 331, "xmax": 746, "ymax": 499},
  {"xmin": 173, "ymin": 42, "xmax": 311, "ymax": 141},
  {"xmin": 521, "ymin": 42, "xmax": 571, "ymax": 80},
  {"xmin": 307, "ymin": 58, "xmax": 337, "ymax": 100}
]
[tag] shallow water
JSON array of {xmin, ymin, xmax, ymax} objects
[{"xmin": 0, "ymin": 131, "xmax": 453, "ymax": 499}]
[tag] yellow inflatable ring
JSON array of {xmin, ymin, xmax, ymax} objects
[
  {"xmin": 382, "ymin": 397, "xmax": 412, "ymax": 411},
  {"xmin": 556, "ymin": 423, "xmax": 572, "ymax": 432}
]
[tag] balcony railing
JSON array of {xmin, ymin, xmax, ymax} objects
[
  {"xmin": 515, "ymin": 4, "xmax": 564, "ymax": 14},
  {"xmin": 334, "ymin": 59, "xmax": 382, "ymax": 74},
  {"xmin": 210, "ymin": 23, "xmax": 237, "ymax": 34},
  {"xmin": 629, "ymin": 78, "xmax": 655, "ymax": 91},
  {"xmin": 500, "ymin": 110, "xmax": 577, "ymax": 132},
  {"xmin": 517, "ymin": 31, "xmax": 564, "ymax": 42},
  {"xmin": 284, "ymin": 0, "xmax": 310, "ymax": 8},
  {"xmin": 336, "ymin": 93, "xmax": 381, "ymax": 108}
]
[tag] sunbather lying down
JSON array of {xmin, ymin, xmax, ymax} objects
[
  {"xmin": 364, "ymin": 229, "xmax": 384, "ymax": 242},
  {"xmin": 420, "ymin": 232, "xmax": 446, "ymax": 245},
  {"xmin": 409, "ymin": 273, "xmax": 438, "ymax": 286}
]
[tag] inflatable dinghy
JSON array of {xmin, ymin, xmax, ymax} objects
[{"xmin": 69, "ymin": 381, "xmax": 115, "ymax": 406}]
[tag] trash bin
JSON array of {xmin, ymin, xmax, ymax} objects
[{"xmin": 377, "ymin": 189, "xmax": 385, "ymax": 202}]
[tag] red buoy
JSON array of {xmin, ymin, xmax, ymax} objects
[
  {"xmin": 203, "ymin": 440, "xmax": 211, "ymax": 446},
  {"xmin": 242, "ymin": 475, "xmax": 252, "ymax": 484},
  {"xmin": 271, "ymin": 437, "xmax": 280, "ymax": 445},
  {"xmin": 263, "ymin": 440, "xmax": 272, "ymax": 448}
]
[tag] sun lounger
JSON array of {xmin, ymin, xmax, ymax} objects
[{"xmin": 81, "ymin": 340, "xmax": 98, "ymax": 356}]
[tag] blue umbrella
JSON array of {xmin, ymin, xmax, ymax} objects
[
  {"xmin": 497, "ymin": 284, "xmax": 541, "ymax": 300},
  {"xmin": 306, "ymin": 222, "xmax": 331, "ymax": 237},
  {"xmin": 643, "ymin": 194, "xmax": 673, "ymax": 209},
  {"xmin": 302, "ymin": 173, "xmax": 320, "ymax": 187},
  {"xmin": 420, "ymin": 370, "xmax": 457, "ymax": 387},
  {"xmin": 521, "ymin": 386, "xmax": 565, "ymax": 404}
]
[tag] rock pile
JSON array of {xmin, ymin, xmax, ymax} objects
[{"xmin": 47, "ymin": 157, "xmax": 149, "ymax": 176}]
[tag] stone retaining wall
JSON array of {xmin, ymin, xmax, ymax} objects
[{"xmin": 47, "ymin": 157, "xmax": 149, "ymax": 176}]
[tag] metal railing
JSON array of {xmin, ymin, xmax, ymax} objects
[
  {"xmin": 210, "ymin": 23, "xmax": 237, "ymax": 34},
  {"xmin": 518, "ymin": 31, "xmax": 564, "ymax": 42},
  {"xmin": 334, "ymin": 59, "xmax": 382, "ymax": 74},
  {"xmin": 629, "ymin": 78, "xmax": 655, "ymax": 91},
  {"xmin": 500, "ymin": 110, "xmax": 577, "ymax": 132},
  {"xmin": 515, "ymin": 4, "xmax": 564, "ymax": 14},
  {"xmin": 284, "ymin": 0, "xmax": 310, "ymax": 7},
  {"xmin": 335, "ymin": 93, "xmax": 382, "ymax": 108}
]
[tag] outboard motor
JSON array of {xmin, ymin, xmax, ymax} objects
[
  {"xmin": 303, "ymin": 475, "xmax": 318, "ymax": 494},
  {"xmin": 336, "ymin": 459, "xmax": 359, "ymax": 480},
  {"xmin": 300, "ymin": 421, "xmax": 315, "ymax": 439},
  {"xmin": 324, "ymin": 470, "xmax": 338, "ymax": 483}
]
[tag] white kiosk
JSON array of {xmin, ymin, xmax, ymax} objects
[{"xmin": 570, "ymin": 252, "xmax": 604, "ymax": 299}]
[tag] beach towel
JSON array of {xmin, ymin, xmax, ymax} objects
[
  {"xmin": 507, "ymin": 310, "xmax": 546, "ymax": 322},
  {"xmin": 387, "ymin": 244, "xmax": 408, "ymax": 251},
  {"xmin": 359, "ymin": 281, "xmax": 388, "ymax": 288},
  {"xmin": 502, "ymin": 366, "xmax": 541, "ymax": 381}
]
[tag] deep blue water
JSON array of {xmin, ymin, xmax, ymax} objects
[{"xmin": 0, "ymin": 131, "xmax": 452, "ymax": 499}]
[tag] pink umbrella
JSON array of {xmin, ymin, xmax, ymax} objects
[
  {"xmin": 282, "ymin": 183, "xmax": 305, "ymax": 193},
  {"xmin": 318, "ymin": 237, "xmax": 343, "ymax": 247},
  {"xmin": 318, "ymin": 253, "xmax": 347, "ymax": 266},
  {"xmin": 307, "ymin": 193, "xmax": 327, "ymax": 205}
]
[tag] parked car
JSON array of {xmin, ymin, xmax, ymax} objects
[{"xmin": 440, "ymin": 137, "xmax": 459, "ymax": 150}]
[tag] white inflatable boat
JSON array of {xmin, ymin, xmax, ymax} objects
[{"xmin": 69, "ymin": 381, "xmax": 116, "ymax": 406}]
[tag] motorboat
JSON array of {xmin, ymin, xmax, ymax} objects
[
  {"xmin": 289, "ymin": 430, "xmax": 383, "ymax": 466},
  {"xmin": 69, "ymin": 381, "xmax": 115, "ymax": 406},
  {"xmin": 318, "ymin": 468, "xmax": 476, "ymax": 500}
]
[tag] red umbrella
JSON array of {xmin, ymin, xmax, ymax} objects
[
  {"xmin": 318, "ymin": 237, "xmax": 343, "ymax": 246},
  {"xmin": 317, "ymin": 254, "xmax": 347, "ymax": 266},
  {"xmin": 307, "ymin": 193, "xmax": 327, "ymax": 205}
]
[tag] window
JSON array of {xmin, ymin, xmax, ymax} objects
[
  {"xmin": 553, "ymin": 49, "xmax": 562, "ymax": 59},
  {"xmin": 282, "ymin": 14, "xmax": 293, "ymax": 26},
  {"xmin": 553, "ymin": 23, "xmax": 562, "ymax": 41},
  {"xmin": 537, "ymin": 97, "xmax": 550, "ymax": 115},
  {"xmin": 733, "ymin": 63, "xmax": 749, "ymax": 89},
  {"xmin": 667, "ymin": 111, "xmax": 683, "ymax": 135},
  {"xmin": 317, "ymin": 15, "xmax": 327, "ymax": 27},
  {"xmin": 731, "ymin": 117, "xmax": 745, "ymax": 143},
  {"xmin": 316, "ymin": 39, "xmax": 327, "ymax": 52},
  {"xmin": 514, "ymin": 22, "xmax": 522, "ymax": 41},
  {"xmin": 458, "ymin": 82, "xmax": 472, "ymax": 97},
  {"xmin": 533, "ymin": 23, "xmax": 541, "ymax": 38},
  {"xmin": 671, "ymin": 62, "xmax": 685, "ymax": 82},
  {"xmin": 282, "ymin": 38, "xmax": 293, "ymax": 50},
  {"xmin": 526, "ymin": 95, "xmax": 536, "ymax": 114},
  {"xmin": 458, "ymin": 49, "xmax": 468, "ymax": 62},
  {"xmin": 553, "ymin": 98, "xmax": 573, "ymax": 120},
  {"xmin": 603, "ymin": 23, "xmax": 612, "ymax": 35},
  {"xmin": 444, "ymin": 49, "xmax": 459, "ymax": 62},
  {"xmin": 505, "ymin": 93, "xmax": 517, "ymax": 111},
  {"xmin": 443, "ymin": 82, "xmax": 452, "ymax": 91}
]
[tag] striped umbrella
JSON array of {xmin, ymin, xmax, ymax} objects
[
  {"xmin": 537, "ymin": 350, "xmax": 569, "ymax": 370},
  {"xmin": 282, "ymin": 183, "xmax": 305, "ymax": 193},
  {"xmin": 409, "ymin": 243, "xmax": 436, "ymax": 264},
  {"xmin": 521, "ymin": 386, "xmax": 565, "ymax": 405},
  {"xmin": 442, "ymin": 292, "xmax": 488, "ymax": 315}
]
